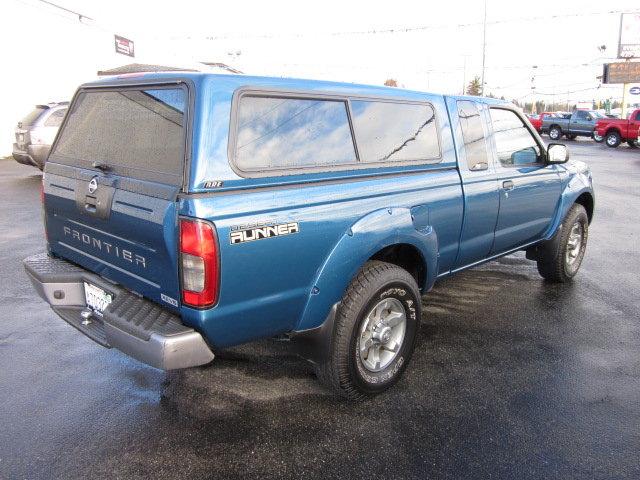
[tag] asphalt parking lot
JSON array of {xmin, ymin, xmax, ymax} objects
[{"xmin": 0, "ymin": 140, "xmax": 639, "ymax": 480}]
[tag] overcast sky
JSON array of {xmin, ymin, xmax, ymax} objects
[{"xmin": 9, "ymin": 0, "xmax": 640, "ymax": 103}]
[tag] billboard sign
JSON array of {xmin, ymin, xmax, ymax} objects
[
  {"xmin": 114, "ymin": 35, "xmax": 135, "ymax": 57},
  {"xmin": 618, "ymin": 13, "xmax": 640, "ymax": 59},
  {"xmin": 602, "ymin": 62, "xmax": 640, "ymax": 84}
]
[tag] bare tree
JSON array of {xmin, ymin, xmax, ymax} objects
[{"xmin": 384, "ymin": 79, "xmax": 398, "ymax": 87}]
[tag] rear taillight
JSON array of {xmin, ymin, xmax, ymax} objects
[{"xmin": 179, "ymin": 219, "xmax": 219, "ymax": 308}]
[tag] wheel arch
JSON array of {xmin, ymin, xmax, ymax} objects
[
  {"xmin": 605, "ymin": 127, "xmax": 622, "ymax": 137},
  {"xmin": 369, "ymin": 243, "xmax": 427, "ymax": 292},
  {"xmin": 545, "ymin": 184, "xmax": 594, "ymax": 241},
  {"xmin": 575, "ymin": 191, "xmax": 594, "ymax": 224},
  {"xmin": 294, "ymin": 207, "xmax": 438, "ymax": 332}
]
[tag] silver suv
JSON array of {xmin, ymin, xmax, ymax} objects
[{"xmin": 13, "ymin": 102, "xmax": 68, "ymax": 170}]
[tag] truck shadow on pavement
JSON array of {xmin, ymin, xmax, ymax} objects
[{"xmin": 157, "ymin": 253, "xmax": 576, "ymax": 421}]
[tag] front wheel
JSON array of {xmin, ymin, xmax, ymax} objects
[
  {"xmin": 605, "ymin": 131, "xmax": 621, "ymax": 148},
  {"xmin": 315, "ymin": 261, "xmax": 420, "ymax": 400},
  {"xmin": 592, "ymin": 131, "xmax": 604, "ymax": 143},
  {"xmin": 548, "ymin": 126, "xmax": 562, "ymax": 141},
  {"xmin": 536, "ymin": 204, "xmax": 588, "ymax": 283}
]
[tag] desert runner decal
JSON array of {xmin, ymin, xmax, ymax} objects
[{"xmin": 230, "ymin": 221, "xmax": 299, "ymax": 244}]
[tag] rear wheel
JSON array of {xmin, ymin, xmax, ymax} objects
[
  {"xmin": 605, "ymin": 131, "xmax": 621, "ymax": 148},
  {"xmin": 548, "ymin": 126, "xmax": 562, "ymax": 141},
  {"xmin": 315, "ymin": 261, "xmax": 420, "ymax": 400},
  {"xmin": 536, "ymin": 204, "xmax": 588, "ymax": 283},
  {"xmin": 626, "ymin": 139, "xmax": 638, "ymax": 148}
]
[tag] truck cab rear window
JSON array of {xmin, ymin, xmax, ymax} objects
[
  {"xmin": 457, "ymin": 100, "xmax": 489, "ymax": 170},
  {"xmin": 51, "ymin": 87, "xmax": 186, "ymax": 186},
  {"xmin": 234, "ymin": 96, "xmax": 357, "ymax": 172}
]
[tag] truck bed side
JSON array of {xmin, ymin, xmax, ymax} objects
[{"xmin": 179, "ymin": 78, "xmax": 464, "ymax": 347}]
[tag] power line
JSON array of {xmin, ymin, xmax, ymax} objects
[
  {"xmin": 190, "ymin": 9, "xmax": 640, "ymax": 41},
  {"xmin": 515, "ymin": 84, "xmax": 619, "ymax": 101},
  {"xmin": 34, "ymin": 0, "xmax": 93, "ymax": 21}
]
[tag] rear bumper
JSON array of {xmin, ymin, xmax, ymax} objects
[
  {"xmin": 12, "ymin": 144, "xmax": 48, "ymax": 169},
  {"xmin": 23, "ymin": 252, "xmax": 215, "ymax": 370}
]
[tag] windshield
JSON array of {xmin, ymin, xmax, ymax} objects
[
  {"xmin": 50, "ymin": 86, "xmax": 187, "ymax": 186},
  {"xmin": 19, "ymin": 106, "xmax": 47, "ymax": 127},
  {"xmin": 591, "ymin": 111, "xmax": 606, "ymax": 118}
]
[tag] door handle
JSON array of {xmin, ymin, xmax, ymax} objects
[{"xmin": 502, "ymin": 180, "xmax": 514, "ymax": 190}]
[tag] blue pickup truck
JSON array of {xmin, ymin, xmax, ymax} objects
[{"xmin": 24, "ymin": 73, "xmax": 594, "ymax": 399}]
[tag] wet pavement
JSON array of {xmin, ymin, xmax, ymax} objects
[{"xmin": 1, "ymin": 140, "xmax": 639, "ymax": 479}]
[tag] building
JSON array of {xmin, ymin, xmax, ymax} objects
[{"xmin": 0, "ymin": 2, "xmax": 240, "ymax": 157}]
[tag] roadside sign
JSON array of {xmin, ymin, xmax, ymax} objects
[
  {"xmin": 602, "ymin": 62, "xmax": 640, "ymax": 84},
  {"xmin": 618, "ymin": 13, "xmax": 640, "ymax": 59},
  {"xmin": 114, "ymin": 35, "xmax": 135, "ymax": 57}
]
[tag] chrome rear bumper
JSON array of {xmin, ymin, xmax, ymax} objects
[{"xmin": 23, "ymin": 252, "xmax": 214, "ymax": 370}]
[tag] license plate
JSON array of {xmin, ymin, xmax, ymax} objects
[{"xmin": 84, "ymin": 282, "xmax": 113, "ymax": 315}]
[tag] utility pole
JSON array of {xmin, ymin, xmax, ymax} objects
[
  {"xmin": 621, "ymin": 83, "xmax": 629, "ymax": 119},
  {"xmin": 462, "ymin": 55, "xmax": 469, "ymax": 95},
  {"xmin": 531, "ymin": 65, "xmax": 537, "ymax": 113},
  {"xmin": 480, "ymin": 0, "xmax": 487, "ymax": 96}
]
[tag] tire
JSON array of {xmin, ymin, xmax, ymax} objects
[
  {"xmin": 548, "ymin": 126, "xmax": 562, "ymax": 141},
  {"xmin": 605, "ymin": 131, "xmax": 621, "ymax": 148},
  {"xmin": 566, "ymin": 134, "xmax": 577, "ymax": 141},
  {"xmin": 315, "ymin": 260, "xmax": 420, "ymax": 400},
  {"xmin": 536, "ymin": 204, "xmax": 588, "ymax": 283},
  {"xmin": 626, "ymin": 139, "xmax": 638, "ymax": 148},
  {"xmin": 592, "ymin": 131, "xmax": 604, "ymax": 143}
]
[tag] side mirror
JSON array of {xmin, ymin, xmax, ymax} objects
[
  {"xmin": 547, "ymin": 143, "xmax": 569, "ymax": 164},
  {"xmin": 586, "ymin": 115, "xmax": 593, "ymax": 121}
]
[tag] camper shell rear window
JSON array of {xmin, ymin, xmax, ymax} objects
[{"xmin": 50, "ymin": 85, "xmax": 188, "ymax": 186}]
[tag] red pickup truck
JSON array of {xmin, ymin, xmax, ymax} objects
[
  {"xmin": 527, "ymin": 112, "xmax": 556, "ymax": 133},
  {"xmin": 595, "ymin": 109, "xmax": 640, "ymax": 148}
]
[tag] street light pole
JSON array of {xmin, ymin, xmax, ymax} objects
[{"xmin": 480, "ymin": 0, "xmax": 487, "ymax": 96}]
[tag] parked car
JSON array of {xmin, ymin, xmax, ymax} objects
[
  {"xmin": 23, "ymin": 73, "xmax": 594, "ymax": 399},
  {"xmin": 527, "ymin": 111, "xmax": 556, "ymax": 133},
  {"xmin": 594, "ymin": 109, "xmax": 640, "ymax": 148},
  {"xmin": 541, "ymin": 109, "xmax": 605, "ymax": 141},
  {"xmin": 12, "ymin": 102, "xmax": 68, "ymax": 170}
]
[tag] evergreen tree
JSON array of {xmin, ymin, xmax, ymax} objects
[{"xmin": 466, "ymin": 76, "xmax": 482, "ymax": 96}]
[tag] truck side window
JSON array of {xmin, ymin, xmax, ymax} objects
[
  {"xmin": 350, "ymin": 101, "xmax": 440, "ymax": 163},
  {"xmin": 635, "ymin": 111, "xmax": 640, "ymax": 121},
  {"xmin": 575, "ymin": 110, "xmax": 588, "ymax": 121},
  {"xmin": 457, "ymin": 100, "xmax": 489, "ymax": 171},
  {"xmin": 489, "ymin": 108, "xmax": 541, "ymax": 167},
  {"xmin": 235, "ymin": 96, "xmax": 357, "ymax": 172}
]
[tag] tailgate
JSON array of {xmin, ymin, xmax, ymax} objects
[{"xmin": 43, "ymin": 83, "xmax": 189, "ymax": 312}]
